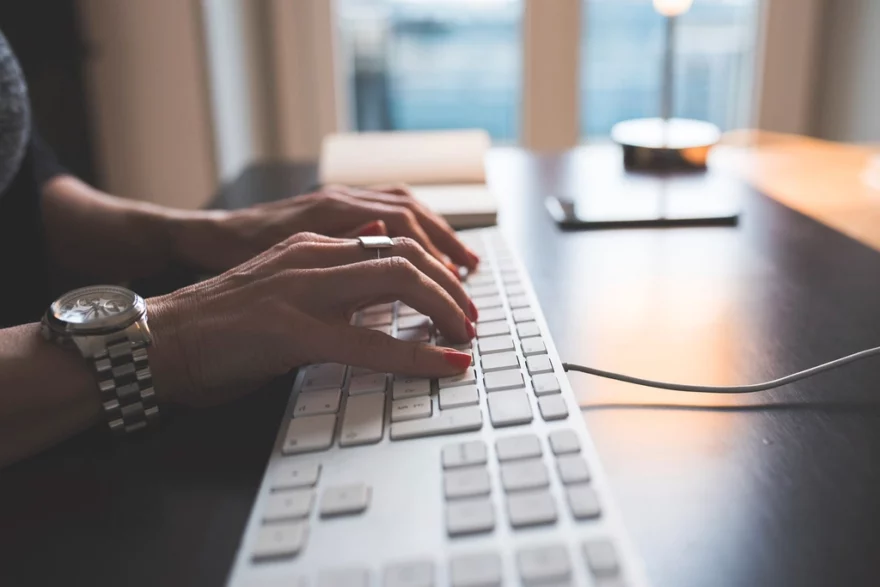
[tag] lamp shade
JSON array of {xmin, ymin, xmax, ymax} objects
[{"xmin": 652, "ymin": 0, "xmax": 694, "ymax": 17}]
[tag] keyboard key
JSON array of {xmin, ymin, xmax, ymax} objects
[
  {"xmin": 484, "ymin": 369, "xmax": 524, "ymax": 392},
  {"xmin": 477, "ymin": 307, "xmax": 506, "ymax": 323},
  {"xmin": 538, "ymin": 395, "xmax": 568, "ymax": 420},
  {"xmin": 383, "ymin": 560, "xmax": 435, "ymax": 587},
  {"xmin": 301, "ymin": 363, "xmax": 346, "ymax": 392},
  {"xmin": 446, "ymin": 498, "xmax": 495, "ymax": 537},
  {"xmin": 362, "ymin": 303, "xmax": 393, "ymax": 315},
  {"xmin": 516, "ymin": 322, "xmax": 541, "ymax": 339},
  {"xmin": 320, "ymin": 483, "xmax": 370, "ymax": 517},
  {"xmin": 348, "ymin": 372, "xmax": 388, "ymax": 395},
  {"xmin": 391, "ymin": 396, "xmax": 432, "ymax": 422},
  {"xmin": 263, "ymin": 489, "xmax": 314, "ymax": 522},
  {"xmin": 396, "ymin": 304, "xmax": 420, "ymax": 317},
  {"xmin": 469, "ymin": 284, "xmax": 499, "ymax": 298},
  {"xmin": 293, "ymin": 388, "xmax": 341, "ymax": 417},
  {"xmin": 473, "ymin": 295, "xmax": 503, "ymax": 311},
  {"xmin": 526, "ymin": 355, "xmax": 553, "ymax": 375},
  {"xmin": 436, "ymin": 337, "xmax": 474, "ymax": 352},
  {"xmin": 496, "ymin": 433, "xmax": 541, "ymax": 461},
  {"xmin": 478, "ymin": 335, "xmax": 515, "ymax": 355},
  {"xmin": 517, "ymin": 545, "xmax": 571, "ymax": 585},
  {"xmin": 339, "ymin": 393, "xmax": 385, "ymax": 447},
  {"xmin": 442, "ymin": 441, "xmax": 488, "ymax": 469},
  {"xmin": 392, "ymin": 377, "xmax": 432, "ymax": 400},
  {"xmin": 252, "ymin": 521, "xmax": 308, "ymax": 561},
  {"xmin": 450, "ymin": 552, "xmax": 502, "ymax": 586},
  {"xmin": 557, "ymin": 455, "xmax": 591, "ymax": 484},
  {"xmin": 512, "ymin": 308, "xmax": 535, "ymax": 323},
  {"xmin": 531, "ymin": 373, "xmax": 561, "ymax": 396},
  {"xmin": 439, "ymin": 384, "xmax": 479, "ymax": 409},
  {"xmin": 476, "ymin": 321, "xmax": 509, "ymax": 338},
  {"xmin": 582, "ymin": 540, "xmax": 619, "ymax": 576},
  {"xmin": 398, "ymin": 315, "xmax": 432, "ymax": 331},
  {"xmin": 391, "ymin": 406, "xmax": 482, "ymax": 440},
  {"xmin": 283, "ymin": 414, "xmax": 336, "ymax": 454},
  {"xmin": 507, "ymin": 491, "xmax": 557, "ymax": 528},
  {"xmin": 549, "ymin": 429, "xmax": 580, "ymax": 454},
  {"xmin": 507, "ymin": 284, "xmax": 526, "ymax": 296},
  {"xmin": 361, "ymin": 312, "xmax": 393, "ymax": 327},
  {"xmin": 318, "ymin": 568, "xmax": 370, "ymax": 587},
  {"xmin": 467, "ymin": 272, "xmax": 496, "ymax": 287},
  {"xmin": 481, "ymin": 351, "xmax": 519, "ymax": 373},
  {"xmin": 271, "ymin": 462, "xmax": 320, "ymax": 490},
  {"xmin": 508, "ymin": 294, "xmax": 529, "ymax": 309},
  {"xmin": 500, "ymin": 459, "xmax": 549, "ymax": 492},
  {"xmin": 438, "ymin": 369, "xmax": 476, "ymax": 389},
  {"xmin": 488, "ymin": 390, "xmax": 533, "ymax": 427},
  {"xmin": 520, "ymin": 338, "xmax": 546, "ymax": 356},
  {"xmin": 397, "ymin": 327, "xmax": 430, "ymax": 343},
  {"xmin": 567, "ymin": 486, "xmax": 601, "ymax": 519},
  {"xmin": 444, "ymin": 467, "xmax": 491, "ymax": 499}
]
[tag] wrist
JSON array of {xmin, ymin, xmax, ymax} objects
[
  {"xmin": 145, "ymin": 295, "xmax": 190, "ymax": 404},
  {"xmin": 163, "ymin": 209, "xmax": 244, "ymax": 273}
]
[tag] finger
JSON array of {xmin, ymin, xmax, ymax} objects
[
  {"xmin": 321, "ymin": 193, "xmax": 455, "ymax": 271},
  {"xmin": 318, "ymin": 325, "xmax": 472, "ymax": 377},
  {"xmin": 341, "ymin": 188, "xmax": 479, "ymax": 269},
  {"xmin": 340, "ymin": 219, "xmax": 388, "ymax": 239},
  {"xmin": 285, "ymin": 238, "xmax": 476, "ymax": 319},
  {"xmin": 323, "ymin": 257, "xmax": 474, "ymax": 343}
]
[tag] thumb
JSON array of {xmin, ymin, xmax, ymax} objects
[{"xmin": 342, "ymin": 219, "xmax": 387, "ymax": 239}]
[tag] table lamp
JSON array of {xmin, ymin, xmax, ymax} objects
[{"xmin": 610, "ymin": 0, "xmax": 721, "ymax": 170}]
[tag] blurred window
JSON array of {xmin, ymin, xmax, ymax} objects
[
  {"xmin": 336, "ymin": 0, "xmax": 760, "ymax": 143},
  {"xmin": 581, "ymin": 0, "xmax": 760, "ymax": 138},
  {"xmin": 337, "ymin": 0, "xmax": 522, "ymax": 142}
]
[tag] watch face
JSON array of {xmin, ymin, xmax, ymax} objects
[{"xmin": 50, "ymin": 286, "xmax": 142, "ymax": 332}]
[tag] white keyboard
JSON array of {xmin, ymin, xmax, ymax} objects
[{"xmin": 228, "ymin": 228, "xmax": 649, "ymax": 587}]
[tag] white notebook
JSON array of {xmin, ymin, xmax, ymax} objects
[{"xmin": 319, "ymin": 129, "xmax": 497, "ymax": 228}]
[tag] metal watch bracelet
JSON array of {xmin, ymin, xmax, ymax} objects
[{"xmin": 92, "ymin": 336, "xmax": 159, "ymax": 434}]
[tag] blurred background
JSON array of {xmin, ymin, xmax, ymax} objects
[{"xmin": 0, "ymin": 0, "xmax": 876, "ymax": 208}]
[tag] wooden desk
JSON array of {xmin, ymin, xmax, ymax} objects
[{"xmin": 2, "ymin": 145, "xmax": 880, "ymax": 587}]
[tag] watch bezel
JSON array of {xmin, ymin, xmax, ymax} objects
[{"xmin": 45, "ymin": 286, "xmax": 146, "ymax": 336}]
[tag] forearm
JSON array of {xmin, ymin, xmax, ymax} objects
[
  {"xmin": 40, "ymin": 175, "xmax": 224, "ymax": 281},
  {"xmin": 0, "ymin": 323, "xmax": 102, "ymax": 467}
]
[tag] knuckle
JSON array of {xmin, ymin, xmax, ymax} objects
[
  {"xmin": 385, "ymin": 256, "xmax": 417, "ymax": 277},
  {"xmin": 392, "ymin": 236, "xmax": 421, "ymax": 254}
]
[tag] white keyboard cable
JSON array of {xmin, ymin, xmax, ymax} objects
[{"xmin": 562, "ymin": 345, "xmax": 880, "ymax": 393}]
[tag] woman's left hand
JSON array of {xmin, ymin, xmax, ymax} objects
[{"xmin": 171, "ymin": 184, "xmax": 480, "ymax": 276}]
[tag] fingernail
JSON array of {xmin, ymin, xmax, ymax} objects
[
  {"xmin": 445, "ymin": 261, "xmax": 463, "ymax": 280},
  {"xmin": 358, "ymin": 220, "xmax": 386, "ymax": 237},
  {"xmin": 466, "ymin": 249, "xmax": 480, "ymax": 267},
  {"xmin": 443, "ymin": 350, "xmax": 472, "ymax": 370},
  {"xmin": 468, "ymin": 299, "xmax": 479, "ymax": 321},
  {"xmin": 465, "ymin": 318, "xmax": 476, "ymax": 339}
]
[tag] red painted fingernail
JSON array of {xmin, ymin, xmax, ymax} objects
[
  {"xmin": 357, "ymin": 220, "xmax": 386, "ymax": 237},
  {"xmin": 445, "ymin": 261, "xmax": 462, "ymax": 280},
  {"xmin": 443, "ymin": 350, "xmax": 472, "ymax": 370},
  {"xmin": 468, "ymin": 300, "xmax": 479, "ymax": 321},
  {"xmin": 465, "ymin": 319, "xmax": 476, "ymax": 339}
]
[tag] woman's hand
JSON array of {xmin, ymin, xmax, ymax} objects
[
  {"xmin": 147, "ymin": 233, "xmax": 477, "ymax": 407},
  {"xmin": 171, "ymin": 184, "xmax": 480, "ymax": 277}
]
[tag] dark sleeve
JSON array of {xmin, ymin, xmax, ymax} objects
[
  {"xmin": 0, "ymin": 130, "xmax": 58, "ymax": 327},
  {"xmin": 28, "ymin": 129, "xmax": 68, "ymax": 187}
]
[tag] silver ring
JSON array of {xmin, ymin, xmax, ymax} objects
[{"xmin": 357, "ymin": 235, "xmax": 394, "ymax": 259}]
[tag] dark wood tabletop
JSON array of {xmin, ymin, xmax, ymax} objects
[{"xmin": 2, "ymin": 146, "xmax": 879, "ymax": 587}]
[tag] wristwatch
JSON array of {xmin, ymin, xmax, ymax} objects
[{"xmin": 41, "ymin": 285, "xmax": 159, "ymax": 435}]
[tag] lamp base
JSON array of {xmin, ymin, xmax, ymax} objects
[{"xmin": 610, "ymin": 117, "xmax": 721, "ymax": 171}]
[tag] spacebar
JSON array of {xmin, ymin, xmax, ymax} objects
[{"xmin": 390, "ymin": 406, "xmax": 482, "ymax": 441}]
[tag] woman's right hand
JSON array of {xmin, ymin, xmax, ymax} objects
[{"xmin": 146, "ymin": 232, "xmax": 477, "ymax": 407}]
